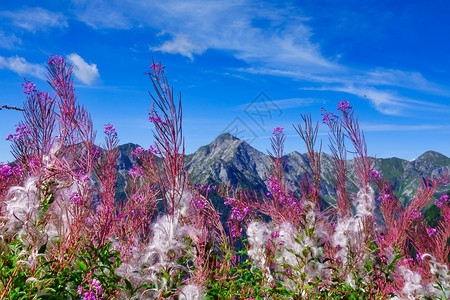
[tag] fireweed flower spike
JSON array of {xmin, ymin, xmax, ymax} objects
[
  {"xmin": 272, "ymin": 126, "xmax": 284, "ymax": 135},
  {"xmin": 22, "ymin": 81, "xmax": 36, "ymax": 94},
  {"xmin": 337, "ymin": 100, "xmax": 352, "ymax": 112}
]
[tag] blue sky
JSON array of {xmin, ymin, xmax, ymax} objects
[{"xmin": 1, "ymin": 0, "xmax": 450, "ymax": 163}]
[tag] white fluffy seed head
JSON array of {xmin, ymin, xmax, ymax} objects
[
  {"xmin": 178, "ymin": 284, "xmax": 204, "ymax": 300},
  {"xmin": 354, "ymin": 186, "xmax": 374, "ymax": 217}
]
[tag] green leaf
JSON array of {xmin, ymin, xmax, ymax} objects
[
  {"xmin": 38, "ymin": 243, "xmax": 47, "ymax": 254},
  {"xmin": 124, "ymin": 279, "xmax": 134, "ymax": 293},
  {"xmin": 76, "ymin": 261, "xmax": 87, "ymax": 272}
]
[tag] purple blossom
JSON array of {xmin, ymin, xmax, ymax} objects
[
  {"xmin": 273, "ymin": 126, "xmax": 284, "ymax": 135},
  {"xmin": 7, "ymin": 124, "xmax": 30, "ymax": 142},
  {"xmin": 197, "ymin": 200, "xmax": 207, "ymax": 209},
  {"xmin": 22, "ymin": 81, "xmax": 36, "ymax": 94},
  {"xmin": 150, "ymin": 62, "xmax": 165, "ymax": 73},
  {"xmin": 267, "ymin": 177, "xmax": 280, "ymax": 192},
  {"xmin": 83, "ymin": 291, "xmax": 95, "ymax": 300},
  {"xmin": 378, "ymin": 193, "xmax": 392, "ymax": 203},
  {"xmin": 131, "ymin": 146, "xmax": 145, "ymax": 158},
  {"xmin": 370, "ymin": 170, "xmax": 382, "ymax": 180},
  {"xmin": 104, "ymin": 123, "xmax": 117, "ymax": 137},
  {"xmin": 410, "ymin": 209, "xmax": 422, "ymax": 221},
  {"xmin": 128, "ymin": 166, "xmax": 143, "ymax": 177},
  {"xmin": 224, "ymin": 197, "xmax": 236, "ymax": 206},
  {"xmin": 321, "ymin": 108, "xmax": 337, "ymax": 125},
  {"xmin": 243, "ymin": 206, "xmax": 250, "ymax": 216},
  {"xmin": 230, "ymin": 207, "xmax": 245, "ymax": 221},
  {"xmin": 92, "ymin": 279, "xmax": 102, "ymax": 293},
  {"xmin": 435, "ymin": 194, "xmax": 448, "ymax": 208},
  {"xmin": 148, "ymin": 145, "xmax": 160, "ymax": 154},
  {"xmin": 337, "ymin": 100, "xmax": 352, "ymax": 112},
  {"xmin": 48, "ymin": 55, "xmax": 63, "ymax": 65},
  {"xmin": 70, "ymin": 192, "xmax": 83, "ymax": 205},
  {"xmin": 426, "ymin": 227, "xmax": 437, "ymax": 237},
  {"xmin": 148, "ymin": 113, "xmax": 163, "ymax": 123},
  {"xmin": 78, "ymin": 285, "xmax": 83, "ymax": 295},
  {"xmin": 0, "ymin": 165, "xmax": 13, "ymax": 178}
]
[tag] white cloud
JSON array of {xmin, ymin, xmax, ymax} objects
[
  {"xmin": 0, "ymin": 56, "xmax": 45, "ymax": 79},
  {"xmin": 241, "ymin": 97, "xmax": 325, "ymax": 111},
  {"xmin": 67, "ymin": 53, "xmax": 100, "ymax": 85},
  {"xmin": 361, "ymin": 123, "xmax": 443, "ymax": 132},
  {"xmin": 72, "ymin": 0, "xmax": 335, "ymax": 71},
  {"xmin": 152, "ymin": 33, "xmax": 206, "ymax": 61},
  {"xmin": 70, "ymin": 0, "xmax": 449, "ymax": 116},
  {"xmin": 0, "ymin": 30, "xmax": 22, "ymax": 49},
  {"xmin": 328, "ymin": 85, "xmax": 450, "ymax": 116},
  {"xmin": 0, "ymin": 7, "xmax": 68, "ymax": 33},
  {"xmin": 71, "ymin": 0, "xmax": 131, "ymax": 29}
]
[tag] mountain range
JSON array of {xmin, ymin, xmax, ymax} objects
[{"xmin": 115, "ymin": 133, "xmax": 450, "ymax": 208}]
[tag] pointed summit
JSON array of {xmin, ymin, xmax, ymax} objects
[{"xmin": 416, "ymin": 151, "xmax": 450, "ymax": 163}]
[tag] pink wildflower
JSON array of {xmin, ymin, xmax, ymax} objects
[
  {"xmin": 273, "ymin": 126, "xmax": 284, "ymax": 135},
  {"xmin": 22, "ymin": 81, "xmax": 36, "ymax": 94},
  {"xmin": 426, "ymin": 227, "xmax": 437, "ymax": 237},
  {"xmin": 48, "ymin": 55, "xmax": 63, "ymax": 65},
  {"xmin": 224, "ymin": 198, "xmax": 236, "ymax": 206},
  {"xmin": 370, "ymin": 169, "xmax": 382, "ymax": 180},
  {"xmin": 131, "ymin": 146, "xmax": 145, "ymax": 158},
  {"xmin": 104, "ymin": 123, "xmax": 117, "ymax": 137},
  {"xmin": 148, "ymin": 144, "xmax": 160, "ymax": 154},
  {"xmin": 337, "ymin": 100, "xmax": 352, "ymax": 111}
]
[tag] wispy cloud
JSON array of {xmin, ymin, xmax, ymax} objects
[
  {"xmin": 0, "ymin": 7, "xmax": 67, "ymax": 33},
  {"xmin": 152, "ymin": 33, "xmax": 206, "ymax": 61},
  {"xmin": 360, "ymin": 123, "xmax": 444, "ymax": 132},
  {"xmin": 325, "ymin": 85, "xmax": 450, "ymax": 116},
  {"xmin": 70, "ymin": 0, "xmax": 449, "ymax": 116},
  {"xmin": 67, "ymin": 53, "xmax": 100, "ymax": 85},
  {"xmin": 71, "ymin": 0, "xmax": 131, "ymax": 29},
  {"xmin": 0, "ymin": 30, "xmax": 22, "ymax": 49},
  {"xmin": 73, "ymin": 0, "xmax": 334, "ymax": 71},
  {"xmin": 240, "ymin": 97, "xmax": 325, "ymax": 111},
  {"xmin": 0, "ymin": 56, "xmax": 45, "ymax": 79}
]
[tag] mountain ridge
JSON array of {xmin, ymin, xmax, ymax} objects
[{"xmin": 114, "ymin": 133, "xmax": 450, "ymax": 206}]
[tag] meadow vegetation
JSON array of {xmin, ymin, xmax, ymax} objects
[{"xmin": 0, "ymin": 56, "xmax": 449, "ymax": 299}]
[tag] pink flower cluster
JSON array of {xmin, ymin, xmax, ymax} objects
[
  {"xmin": 22, "ymin": 81, "xmax": 36, "ymax": 94},
  {"xmin": 6, "ymin": 124, "xmax": 30, "ymax": 141},
  {"xmin": 435, "ymin": 194, "xmax": 449, "ymax": 208},
  {"xmin": 272, "ymin": 126, "xmax": 284, "ymax": 135},
  {"xmin": 128, "ymin": 166, "xmax": 143, "ymax": 177},
  {"xmin": 104, "ymin": 123, "xmax": 117, "ymax": 137},
  {"xmin": 370, "ymin": 170, "xmax": 382, "ymax": 180},
  {"xmin": 267, "ymin": 177, "xmax": 280, "ymax": 193},
  {"xmin": 78, "ymin": 279, "xmax": 103, "ymax": 300},
  {"xmin": 0, "ymin": 164, "xmax": 22, "ymax": 180},
  {"xmin": 48, "ymin": 55, "xmax": 63, "ymax": 66},
  {"xmin": 337, "ymin": 100, "xmax": 352, "ymax": 112},
  {"xmin": 70, "ymin": 192, "xmax": 83, "ymax": 205},
  {"xmin": 131, "ymin": 146, "xmax": 145, "ymax": 158}
]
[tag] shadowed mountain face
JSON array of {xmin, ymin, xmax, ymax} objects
[{"xmin": 115, "ymin": 133, "xmax": 450, "ymax": 206}]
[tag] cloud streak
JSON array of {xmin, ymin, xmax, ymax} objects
[
  {"xmin": 67, "ymin": 53, "xmax": 100, "ymax": 85},
  {"xmin": 0, "ymin": 7, "xmax": 68, "ymax": 33},
  {"xmin": 0, "ymin": 56, "xmax": 45, "ymax": 79},
  {"xmin": 70, "ymin": 0, "xmax": 449, "ymax": 116},
  {"xmin": 360, "ymin": 123, "xmax": 445, "ymax": 132},
  {"xmin": 240, "ymin": 97, "xmax": 325, "ymax": 111}
]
